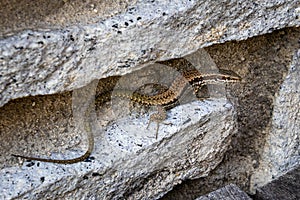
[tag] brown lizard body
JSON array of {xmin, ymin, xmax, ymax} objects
[{"xmin": 12, "ymin": 58, "xmax": 241, "ymax": 164}]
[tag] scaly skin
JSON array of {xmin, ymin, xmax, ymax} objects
[{"xmin": 12, "ymin": 58, "xmax": 241, "ymax": 164}]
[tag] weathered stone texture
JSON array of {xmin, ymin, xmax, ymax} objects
[
  {"xmin": 254, "ymin": 166, "xmax": 300, "ymax": 200},
  {"xmin": 251, "ymin": 45, "xmax": 300, "ymax": 191},
  {"xmin": 0, "ymin": 96, "xmax": 238, "ymax": 199},
  {"xmin": 0, "ymin": 0, "xmax": 299, "ymax": 107},
  {"xmin": 0, "ymin": 0, "xmax": 300, "ymax": 199},
  {"xmin": 196, "ymin": 184, "xmax": 252, "ymax": 200},
  {"xmin": 161, "ymin": 28, "xmax": 300, "ymax": 199}
]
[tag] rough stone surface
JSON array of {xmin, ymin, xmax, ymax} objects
[
  {"xmin": 196, "ymin": 184, "xmax": 252, "ymax": 200},
  {"xmin": 0, "ymin": 97, "xmax": 237, "ymax": 199},
  {"xmin": 0, "ymin": 0, "xmax": 137, "ymax": 36},
  {"xmin": 1, "ymin": 27, "xmax": 299, "ymax": 199},
  {"xmin": 161, "ymin": 28, "xmax": 299, "ymax": 199},
  {"xmin": 0, "ymin": 48, "xmax": 240, "ymax": 199},
  {"xmin": 0, "ymin": 0, "xmax": 299, "ymax": 107},
  {"xmin": 251, "ymin": 47, "xmax": 300, "ymax": 191},
  {"xmin": 1, "ymin": 1, "xmax": 300, "ymax": 199},
  {"xmin": 254, "ymin": 165, "xmax": 300, "ymax": 200}
]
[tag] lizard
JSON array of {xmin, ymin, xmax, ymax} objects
[{"xmin": 12, "ymin": 58, "xmax": 241, "ymax": 164}]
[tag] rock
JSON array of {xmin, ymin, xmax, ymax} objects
[
  {"xmin": 254, "ymin": 165, "xmax": 300, "ymax": 200},
  {"xmin": 0, "ymin": 96, "xmax": 238, "ymax": 199},
  {"xmin": 195, "ymin": 184, "xmax": 252, "ymax": 200},
  {"xmin": 160, "ymin": 28, "xmax": 300, "ymax": 199},
  {"xmin": 0, "ymin": 48, "xmax": 240, "ymax": 199},
  {"xmin": 0, "ymin": 1, "xmax": 300, "ymax": 199},
  {"xmin": 0, "ymin": 0, "xmax": 299, "ymax": 107},
  {"xmin": 251, "ymin": 48, "xmax": 300, "ymax": 191}
]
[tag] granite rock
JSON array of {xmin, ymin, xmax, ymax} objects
[{"xmin": 0, "ymin": 0, "xmax": 299, "ymax": 107}]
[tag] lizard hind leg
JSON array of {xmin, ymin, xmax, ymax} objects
[{"xmin": 146, "ymin": 106, "xmax": 167, "ymax": 139}]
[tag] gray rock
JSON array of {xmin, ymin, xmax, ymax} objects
[
  {"xmin": 254, "ymin": 165, "xmax": 300, "ymax": 200},
  {"xmin": 0, "ymin": 45, "xmax": 241, "ymax": 199},
  {"xmin": 0, "ymin": 97, "xmax": 237, "ymax": 199},
  {"xmin": 1, "ymin": 1, "xmax": 300, "ymax": 199},
  {"xmin": 196, "ymin": 184, "xmax": 252, "ymax": 200},
  {"xmin": 251, "ymin": 48, "xmax": 300, "ymax": 191},
  {"xmin": 0, "ymin": 0, "xmax": 299, "ymax": 107},
  {"xmin": 160, "ymin": 28, "xmax": 300, "ymax": 199}
]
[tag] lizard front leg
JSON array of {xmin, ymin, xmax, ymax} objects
[{"xmin": 146, "ymin": 106, "xmax": 167, "ymax": 139}]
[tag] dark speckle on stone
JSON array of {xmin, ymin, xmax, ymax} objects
[
  {"xmin": 92, "ymin": 172, "xmax": 100, "ymax": 177},
  {"xmin": 88, "ymin": 47, "xmax": 96, "ymax": 51},
  {"xmin": 125, "ymin": 22, "xmax": 129, "ymax": 26},
  {"xmin": 117, "ymin": 31, "xmax": 122, "ymax": 34},
  {"xmin": 26, "ymin": 162, "xmax": 35, "ymax": 167},
  {"xmin": 162, "ymin": 12, "xmax": 166, "ymax": 16},
  {"xmin": 14, "ymin": 46, "xmax": 24, "ymax": 50},
  {"xmin": 141, "ymin": 49, "xmax": 146, "ymax": 54},
  {"xmin": 42, "ymin": 35, "xmax": 51, "ymax": 39},
  {"xmin": 83, "ymin": 175, "xmax": 88, "ymax": 180},
  {"xmin": 112, "ymin": 24, "xmax": 118, "ymax": 29},
  {"xmin": 40, "ymin": 177, "xmax": 45, "ymax": 183},
  {"xmin": 69, "ymin": 35, "xmax": 75, "ymax": 41},
  {"xmin": 118, "ymin": 64, "xmax": 130, "ymax": 68},
  {"xmin": 84, "ymin": 156, "xmax": 95, "ymax": 162},
  {"xmin": 137, "ymin": 16, "xmax": 142, "ymax": 20},
  {"xmin": 128, "ymin": 7, "xmax": 136, "ymax": 14},
  {"xmin": 128, "ymin": 7, "xmax": 135, "ymax": 11},
  {"xmin": 129, "ymin": 19, "xmax": 133, "ymax": 23}
]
